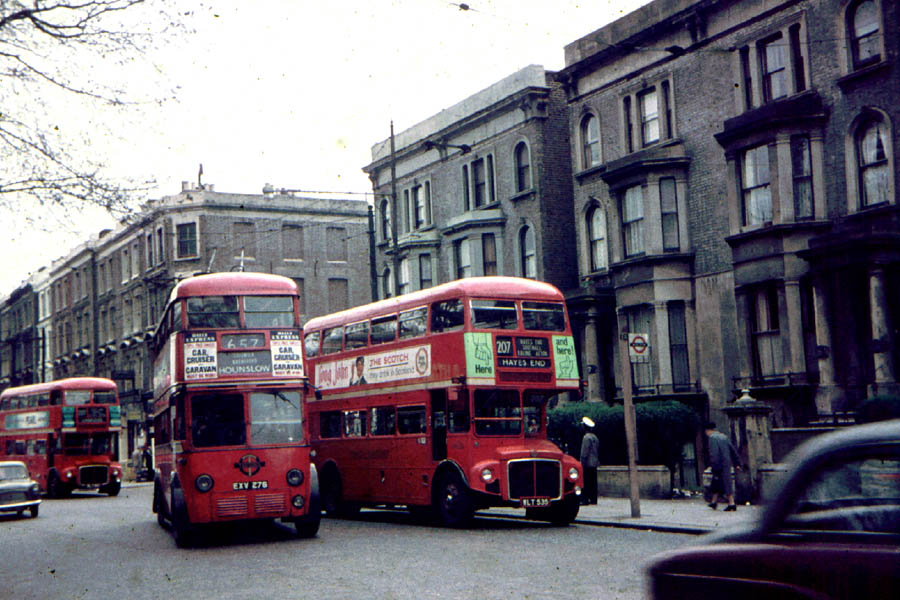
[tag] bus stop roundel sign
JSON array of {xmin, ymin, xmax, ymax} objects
[{"xmin": 627, "ymin": 333, "xmax": 650, "ymax": 364}]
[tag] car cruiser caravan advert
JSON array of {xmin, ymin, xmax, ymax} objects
[
  {"xmin": 183, "ymin": 331, "xmax": 304, "ymax": 380},
  {"xmin": 314, "ymin": 344, "xmax": 431, "ymax": 391}
]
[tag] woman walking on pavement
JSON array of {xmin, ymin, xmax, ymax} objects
[{"xmin": 705, "ymin": 421, "xmax": 741, "ymax": 511}]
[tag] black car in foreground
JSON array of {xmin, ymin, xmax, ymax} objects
[
  {"xmin": 0, "ymin": 461, "xmax": 41, "ymax": 519},
  {"xmin": 646, "ymin": 419, "xmax": 899, "ymax": 600}
]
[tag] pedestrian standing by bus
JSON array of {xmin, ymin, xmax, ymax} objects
[
  {"xmin": 705, "ymin": 421, "xmax": 740, "ymax": 511},
  {"xmin": 580, "ymin": 417, "xmax": 599, "ymax": 505}
]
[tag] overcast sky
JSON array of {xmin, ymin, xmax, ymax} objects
[{"xmin": 0, "ymin": 0, "xmax": 650, "ymax": 292}]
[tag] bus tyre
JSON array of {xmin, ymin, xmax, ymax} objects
[
  {"xmin": 294, "ymin": 465, "xmax": 321, "ymax": 538},
  {"xmin": 101, "ymin": 481, "xmax": 121, "ymax": 496},
  {"xmin": 546, "ymin": 493, "xmax": 580, "ymax": 526},
  {"xmin": 170, "ymin": 487, "xmax": 194, "ymax": 548},
  {"xmin": 47, "ymin": 472, "xmax": 70, "ymax": 499},
  {"xmin": 153, "ymin": 481, "xmax": 168, "ymax": 527},
  {"xmin": 294, "ymin": 513, "xmax": 321, "ymax": 538},
  {"xmin": 434, "ymin": 472, "xmax": 473, "ymax": 528},
  {"xmin": 29, "ymin": 505, "xmax": 39, "ymax": 518}
]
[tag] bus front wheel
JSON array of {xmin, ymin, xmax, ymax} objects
[
  {"xmin": 101, "ymin": 481, "xmax": 121, "ymax": 496},
  {"xmin": 294, "ymin": 513, "xmax": 321, "ymax": 538},
  {"xmin": 434, "ymin": 472, "xmax": 473, "ymax": 528},
  {"xmin": 29, "ymin": 505, "xmax": 39, "ymax": 518},
  {"xmin": 170, "ymin": 487, "xmax": 195, "ymax": 548},
  {"xmin": 153, "ymin": 481, "xmax": 168, "ymax": 527},
  {"xmin": 47, "ymin": 472, "xmax": 70, "ymax": 499}
]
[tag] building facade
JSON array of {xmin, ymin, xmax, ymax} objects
[
  {"xmin": 558, "ymin": 0, "xmax": 900, "ymax": 428},
  {"xmin": 1, "ymin": 182, "xmax": 371, "ymax": 455},
  {"xmin": 363, "ymin": 65, "xmax": 578, "ymax": 303}
]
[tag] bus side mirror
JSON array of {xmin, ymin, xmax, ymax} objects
[{"xmin": 315, "ymin": 390, "xmax": 322, "ymax": 401}]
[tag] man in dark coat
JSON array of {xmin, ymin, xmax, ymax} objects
[
  {"xmin": 705, "ymin": 421, "xmax": 740, "ymax": 511},
  {"xmin": 580, "ymin": 417, "xmax": 599, "ymax": 505}
]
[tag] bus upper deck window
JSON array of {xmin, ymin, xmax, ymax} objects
[
  {"xmin": 471, "ymin": 299, "xmax": 518, "ymax": 330},
  {"xmin": 322, "ymin": 327, "xmax": 344, "ymax": 355},
  {"xmin": 522, "ymin": 302, "xmax": 566, "ymax": 332},
  {"xmin": 187, "ymin": 296, "xmax": 239, "ymax": 328},
  {"xmin": 172, "ymin": 301, "xmax": 183, "ymax": 332},
  {"xmin": 371, "ymin": 316, "xmax": 398, "ymax": 345},
  {"xmin": 65, "ymin": 390, "xmax": 91, "ymax": 406},
  {"xmin": 431, "ymin": 299, "xmax": 464, "ymax": 333},
  {"xmin": 244, "ymin": 296, "xmax": 296, "ymax": 328},
  {"xmin": 399, "ymin": 307, "xmax": 427, "ymax": 339},
  {"xmin": 304, "ymin": 331, "xmax": 321, "ymax": 358},
  {"xmin": 93, "ymin": 391, "xmax": 117, "ymax": 404},
  {"xmin": 345, "ymin": 321, "xmax": 370, "ymax": 349}
]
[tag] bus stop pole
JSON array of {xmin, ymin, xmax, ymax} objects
[{"xmin": 618, "ymin": 332, "xmax": 641, "ymax": 518}]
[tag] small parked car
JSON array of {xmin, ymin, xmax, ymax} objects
[
  {"xmin": 646, "ymin": 419, "xmax": 900, "ymax": 600},
  {"xmin": 0, "ymin": 460, "xmax": 41, "ymax": 519}
]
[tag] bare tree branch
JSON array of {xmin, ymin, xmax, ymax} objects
[{"xmin": 0, "ymin": 0, "xmax": 192, "ymax": 219}]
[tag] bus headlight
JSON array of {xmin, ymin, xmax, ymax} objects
[
  {"xmin": 480, "ymin": 468, "xmax": 494, "ymax": 483},
  {"xmin": 292, "ymin": 495, "xmax": 305, "ymax": 509},
  {"xmin": 568, "ymin": 467, "xmax": 579, "ymax": 481},
  {"xmin": 286, "ymin": 469, "xmax": 304, "ymax": 487},
  {"xmin": 195, "ymin": 474, "xmax": 214, "ymax": 493}
]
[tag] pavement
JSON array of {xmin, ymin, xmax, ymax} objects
[{"xmin": 484, "ymin": 496, "xmax": 761, "ymax": 534}]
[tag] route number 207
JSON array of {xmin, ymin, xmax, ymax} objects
[{"xmin": 496, "ymin": 339, "xmax": 512, "ymax": 355}]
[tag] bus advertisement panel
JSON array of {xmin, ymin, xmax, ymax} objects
[
  {"xmin": 0, "ymin": 377, "xmax": 123, "ymax": 497},
  {"xmin": 303, "ymin": 277, "xmax": 583, "ymax": 527},
  {"xmin": 150, "ymin": 273, "xmax": 319, "ymax": 546}
]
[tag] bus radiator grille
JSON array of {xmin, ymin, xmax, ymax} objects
[
  {"xmin": 79, "ymin": 466, "xmax": 109, "ymax": 486},
  {"xmin": 254, "ymin": 493, "xmax": 286, "ymax": 514},
  {"xmin": 507, "ymin": 459, "xmax": 561, "ymax": 500},
  {"xmin": 216, "ymin": 495, "xmax": 249, "ymax": 517}
]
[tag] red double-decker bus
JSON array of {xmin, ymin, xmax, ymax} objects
[
  {"xmin": 303, "ymin": 276, "xmax": 583, "ymax": 527},
  {"xmin": 150, "ymin": 272, "xmax": 319, "ymax": 546},
  {"xmin": 0, "ymin": 377, "xmax": 123, "ymax": 497}
]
